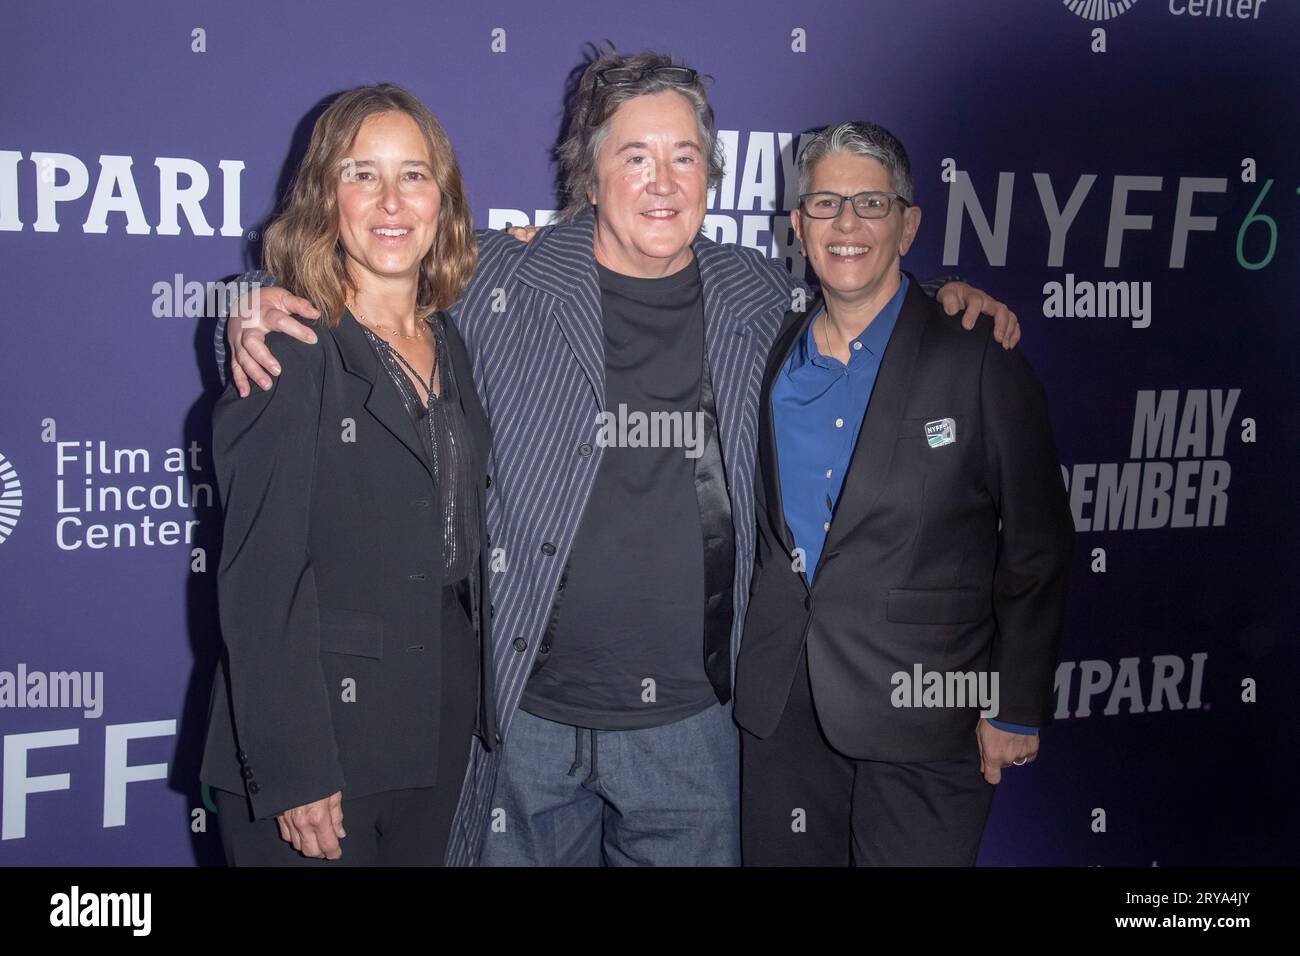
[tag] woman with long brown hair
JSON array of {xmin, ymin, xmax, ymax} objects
[{"xmin": 199, "ymin": 84, "xmax": 495, "ymax": 865}]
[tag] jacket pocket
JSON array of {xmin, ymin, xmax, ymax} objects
[
  {"xmin": 886, "ymin": 588, "xmax": 987, "ymax": 625},
  {"xmin": 318, "ymin": 606, "xmax": 385, "ymax": 659}
]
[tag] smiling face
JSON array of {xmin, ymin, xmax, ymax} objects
[
  {"xmin": 335, "ymin": 111, "xmax": 441, "ymax": 289},
  {"xmin": 793, "ymin": 151, "xmax": 921, "ymax": 307},
  {"xmin": 588, "ymin": 90, "xmax": 709, "ymax": 277}
]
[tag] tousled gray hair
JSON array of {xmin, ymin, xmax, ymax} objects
[
  {"xmin": 555, "ymin": 48, "xmax": 724, "ymax": 224},
  {"xmin": 797, "ymin": 121, "xmax": 914, "ymax": 205}
]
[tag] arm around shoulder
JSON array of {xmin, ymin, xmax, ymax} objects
[{"xmin": 214, "ymin": 270, "xmax": 278, "ymax": 387}]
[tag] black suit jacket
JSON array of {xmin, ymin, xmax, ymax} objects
[
  {"xmin": 200, "ymin": 309, "xmax": 498, "ymax": 821},
  {"xmin": 734, "ymin": 278, "xmax": 1074, "ymax": 762}
]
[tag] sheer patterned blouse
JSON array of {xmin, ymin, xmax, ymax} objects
[{"xmin": 356, "ymin": 309, "xmax": 480, "ymax": 584}]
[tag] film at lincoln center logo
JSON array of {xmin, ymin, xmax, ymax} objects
[
  {"xmin": 1063, "ymin": 0, "xmax": 1139, "ymax": 20},
  {"xmin": 0, "ymin": 452, "xmax": 21, "ymax": 543}
]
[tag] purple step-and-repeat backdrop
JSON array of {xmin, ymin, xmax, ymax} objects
[{"xmin": 1, "ymin": 0, "xmax": 1296, "ymax": 866}]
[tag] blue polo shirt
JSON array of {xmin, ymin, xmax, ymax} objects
[
  {"xmin": 771, "ymin": 273, "xmax": 1034, "ymax": 736},
  {"xmin": 772, "ymin": 274, "xmax": 909, "ymax": 586}
]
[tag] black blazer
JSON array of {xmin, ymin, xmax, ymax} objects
[
  {"xmin": 734, "ymin": 278, "xmax": 1074, "ymax": 762},
  {"xmin": 200, "ymin": 309, "xmax": 498, "ymax": 821}
]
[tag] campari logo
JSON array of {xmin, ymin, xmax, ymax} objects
[
  {"xmin": 1063, "ymin": 0, "xmax": 1140, "ymax": 19},
  {"xmin": 0, "ymin": 451, "xmax": 21, "ymax": 544}
]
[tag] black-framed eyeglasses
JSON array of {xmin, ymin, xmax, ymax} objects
[
  {"xmin": 593, "ymin": 65, "xmax": 699, "ymax": 89},
  {"xmin": 798, "ymin": 191, "xmax": 912, "ymax": 219}
]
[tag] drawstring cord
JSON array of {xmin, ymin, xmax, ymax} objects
[{"xmin": 584, "ymin": 728, "xmax": 599, "ymax": 787}]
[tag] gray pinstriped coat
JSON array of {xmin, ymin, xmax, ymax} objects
[{"xmin": 441, "ymin": 209, "xmax": 798, "ymax": 864}]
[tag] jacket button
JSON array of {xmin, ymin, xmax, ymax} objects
[
  {"xmin": 247, "ymin": 781, "xmax": 261, "ymax": 795},
  {"xmin": 512, "ymin": 638, "xmax": 527, "ymax": 652},
  {"xmin": 540, "ymin": 642, "xmax": 551, "ymax": 654},
  {"xmin": 236, "ymin": 749, "xmax": 248, "ymax": 762},
  {"xmin": 540, "ymin": 542, "xmax": 556, "ymax": 556},
  {"xmin": 240, "ymin": 766, "xmax": 255, "ymax": 780},
  {"xmin": 578, "ymin": 442, "xmax": 593, "ymax": 458},
  {"xmin": 485, "ymin": 474, "xmax": 492, "ymax": 488}
]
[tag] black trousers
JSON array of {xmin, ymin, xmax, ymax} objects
[
  {"xmin": 214, "ymin": 584, "xmax": 477, "ymax": 866},
  {"xmin": 741, "ymin": 647, "xmax": 995, "ymax": 866}
]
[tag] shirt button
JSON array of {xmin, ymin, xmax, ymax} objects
[
  {"xmin": 835, "ymin": 418, "xmax": 845, "ymax": 428},
  {"xmin": 578, "ymin": 442, "xmax": 593, "ymax": 458},
  {"xmin": 512, "ymin": 638, "xmax": 528, "ymax": 652},
  {"xmin": 541, "ymin": 542, "xmax": 557, "ymax": 556},
  {"xmin": 825, "ymin": 469, "xmax": 833, "ymax": 478},
  {"xmin": 823, "ymin": 521, "xmax": 830, "ymax": 531},
  {"xmin": 485, "ymin": 474, "xmax": 492, "ymax": 488},
  {"xmin": 853, "ymin": 342, "xmax": 863, "ymax": 351}
]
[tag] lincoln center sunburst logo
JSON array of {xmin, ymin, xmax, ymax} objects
[
  {"xmin": 1063, "ymin": 0, "xmax": 1139, "ymax": 19},
  {"xmin": 0, "ymin": 452, "xmax": 22, "ymax": 544}
]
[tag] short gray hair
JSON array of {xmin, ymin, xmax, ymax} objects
[
  {"xmin": 555, "ymin": 48, "xmax": 724, "ymax": 224},
  {"xmin": 797, "ymin": 121, "xmax": 914, "ymax": 205}
]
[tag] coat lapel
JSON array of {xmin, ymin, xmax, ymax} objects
[
  {"xmin": 693, "ymin": 237, "xmax": 788, "ymax": 508},
  {"xmin": 819, "ymin": 280, "xmax": 930, "ymax": 563},
  {"xmin": 516, "ymin": 209, "xmax": 605, "ymax": 410},
  {"xmin": 332, "ymin": 309, "xmax": 436, "ymax": 484}
]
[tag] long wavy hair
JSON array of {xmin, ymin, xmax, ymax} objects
[{"xmin": 262, "ymin": 84, "xmax": 476, "ymax": 326}]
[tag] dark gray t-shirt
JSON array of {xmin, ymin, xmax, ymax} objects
[{"xmin": 519, "ymin": 258, "xmax": 716, "ymax": 730}]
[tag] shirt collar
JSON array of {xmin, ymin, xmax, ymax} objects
[{"xmin": 789, "ymin": 273, "xmax": 910, "ymax": 373}]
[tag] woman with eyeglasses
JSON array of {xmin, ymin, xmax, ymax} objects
[{"xmin": 735, "ymin": 121, "xmax": 1072, "ymax": 866}]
